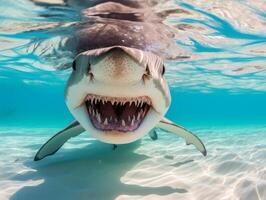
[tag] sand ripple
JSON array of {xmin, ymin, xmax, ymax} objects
[{"xmin": 0, "ymin": 126, "xmax": 265, "ymax": 200}]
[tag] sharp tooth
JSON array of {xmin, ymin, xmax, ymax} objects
[
  {"xmin": 140, "ymin": 101, "xmax": 143, "ymax": 107},
  {"xmin": 115, "ymin": 118, "xmax": 118, "ymax": 123},
  {"xmin": 131, "ymin": 117, "xmax": 135, "ymax": 126},
  {"xmin": 104, "ymin": 118, "xmax": 108, "ymax": 125},
  {"xmin": 92, "ymin": 109, "xmax": 95, "ymax": 116},
  {"xmin": 122, "ymin": 120, "xmax": 126, "ymax": 127},
  {"xmin": 128, "ymin": 116, "xmax": 131, "ymax": 122},
  {"xmin": 129, "ymin": 101, "xmax": 132, "ymax": 106},
  {"xmin": 97, "ymin": 113, "xmax": 101, "ymax": 123},
  {"xmin": 137, "ymin": 113, "xmax": 141, "ymax": 120}
]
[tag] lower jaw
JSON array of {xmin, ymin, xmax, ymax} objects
[
  {"xmin": 90, "ymin": 120, "xmax": 141, "ymax": 132},
  {"xmin": 88, "ymin": 109, "xmax": 157, "ymax": 144},
  {"xmin": 87, "ymin": 107, "xmax": 150, "ymax": 133},
  {"xmin": 89, "ymin": 115, "xmax": 145, "ymax": 132}
]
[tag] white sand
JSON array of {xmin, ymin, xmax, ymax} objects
[{"xmin": 0, "ymin": 126, "xmax": 265, "ymax": 200}]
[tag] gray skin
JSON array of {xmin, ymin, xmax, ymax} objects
[{"xmin": 31, "ymin": 0, "xmax": 179, "ymax": 67}]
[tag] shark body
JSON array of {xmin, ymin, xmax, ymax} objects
[{"xmin": 34, "ymin": 0, "xmax": 206, "ymax": 161}]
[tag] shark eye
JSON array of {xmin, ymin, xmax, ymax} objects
[
  {"xmin": 72, "ymin": 60, "xmax": 76, "ymax": 71},
  {"xmin": 162, "ymin": 65, "xmax": 165, "ymax": 75},
  {"xmin": 142, "ymin": 65, "xmax": 151, "ymax": 82},
  {"xmin": 87, "ymin": 63, "xmax": 93, "ymax": 80},
  {"xmin": 87, "ymin": 63, "xmax": 91, "ymax": 74},
  {"xmin": 145, "ymin": 65, "xmax": 151, "ymax": 76}
]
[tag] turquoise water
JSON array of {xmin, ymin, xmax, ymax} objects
[
  {"xmin": 0, "ymin": 1, "xmax": 266, "ymax": 200},
  {"xmin": 1, "ymin": 80, "xmax": 266, "ymax": 127},
  {"xmin": 1, "ymin": 1, "xmax": 266, "ymax": 128}
]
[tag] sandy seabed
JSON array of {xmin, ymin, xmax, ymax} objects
[{"xmin": 0, "ymin": 126, "xmax": 265, "ymax": 200}]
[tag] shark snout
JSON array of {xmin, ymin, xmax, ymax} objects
[{"xmin": 91, "ymin": 49, "xmax": 145, "ymax": 84}]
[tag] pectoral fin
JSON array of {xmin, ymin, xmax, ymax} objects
[
  {"xmin": 156, "ymin": 118, "xmax": 207, "ymax": 156},
  {"xmin": 34, "ymin": 121, "xmax": 85, "ymax": 161}
]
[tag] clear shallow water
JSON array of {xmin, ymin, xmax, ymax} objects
[
  {"xmin": 0, "ymin": 127, "xmax": 266, "ymax": 200},
  {"xmin": 0, "ymin": 0, "xmax": 266, "ymax": 200}
]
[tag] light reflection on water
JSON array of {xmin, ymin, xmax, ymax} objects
[{"xmin": 0, "ymin": 0, "xmax": 266, "ymax": 91}]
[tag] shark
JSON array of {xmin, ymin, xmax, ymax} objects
[{"xmin": 34, "ymin": 0, "xmax": 207, "ymax": 161}]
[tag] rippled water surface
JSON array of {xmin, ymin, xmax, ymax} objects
[{"xmin": 0, "ymin": 1, "xmax": 266, "ymax": 200}]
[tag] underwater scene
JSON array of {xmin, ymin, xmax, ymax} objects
[{"xmin": 0, "ymin": 0, "xmax": 266, "ymax": 199}]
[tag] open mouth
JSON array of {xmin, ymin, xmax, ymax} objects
[{"xmin": 85, "ymin": 94, "xmax": 151, "ymax": 132}]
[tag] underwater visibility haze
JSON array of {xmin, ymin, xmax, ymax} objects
[{"xmin": 0, "ymin": 0, "xmax": 266, "ymax": 199}]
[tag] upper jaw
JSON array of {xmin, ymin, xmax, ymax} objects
[
  {"xmin": 84, "ymin": 94, "xmax": 153, "ymax": 132},
  {"xmin": 86, "ymin": 94, "xmax": 152, "ymax": 106}
]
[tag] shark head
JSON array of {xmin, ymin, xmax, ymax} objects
[{"xmin": 65, "ymin": 46, "xmax": 171, "ymax": 144}]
